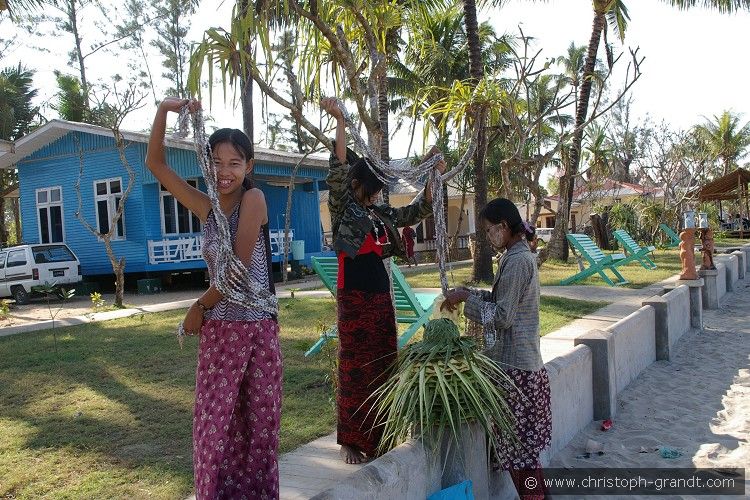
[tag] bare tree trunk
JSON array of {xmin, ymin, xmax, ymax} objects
[
  {"xmin": 103, "ymin": 236, "xmax": 126, "ymax": 307},
  {"xmin": 378, "ymin": 73, "xmax": 390, "ymax": 205},
  {"xmin": 547, "ymin": 11, "xmax": 605, "ymax": 262},
  {"xmin": 0, "ymin": 197, "xmax": 6, "ymax": 244}
]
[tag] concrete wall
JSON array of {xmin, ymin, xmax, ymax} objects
[
  {"xmin": 742, "ymin": 244, "xmax": 750, "ymax": 272},
  {"xmin": 645, "ymin": 285, "xmax": 692, "ymax": 360},
  {"xmin": 606, "ymin": 306, "xmax": 657, "ymax": 395},
  {"xmin": 715, "ymin": 254, "xmax": 739, "ymax": 292},
  {"xmin": 665, "ymin": 286, "xmax": 691, "ymax": 351},
  {"xmin": 539, "ymin": 345, "xmax": 594, "ymax": 467},
  {"xmin": 717, "ymin": 261, "xmax": 727, "ymax": 301},
  {"xmin": 311, "ymin": 441, "xmax": 441, "ymax": 500}
]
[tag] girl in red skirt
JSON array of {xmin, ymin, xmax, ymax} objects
[{"xmin": 321, "ymin": 98, "xmax": 445, "ymax": 464}]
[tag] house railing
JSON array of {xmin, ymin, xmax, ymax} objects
[
  {"xmin": 147, "ymin": 230, "xmax": 295, "ymax": 265},
  {"xmin": 148, "ymin": 235, "xmax": 204, "ymax": 264},
  {"xmin": 269, "ymin": 230, "xmax": 294, "ymax": 257}
]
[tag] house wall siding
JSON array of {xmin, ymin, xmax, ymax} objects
[
  {"xmin": 19, "ymin": 132, "xmax": 148, "ymax": 275},
  {"xmin": 17, "ymin": 129, "xmax": 327, "ymax": 278}
]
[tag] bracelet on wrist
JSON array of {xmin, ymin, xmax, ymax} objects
[{"xmin": 195, "ymin": 300, "xmax": 211, "ymax": 313}]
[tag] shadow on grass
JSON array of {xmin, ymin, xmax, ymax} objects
[{"xmin": 0, "ymin": 298, "xmax": 338, "ymax": 498}]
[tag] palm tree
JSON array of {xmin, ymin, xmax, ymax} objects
[
  {"xmin": 545, "ymin": 0, "xmax": 750, "ymax": 261},
  {"xmin": 545, "ymin": 0, "xmax": 629, "ymax": 261},
  {"xmin": 664, "ymin": 0, "xmax": 750, "ymax": 12},
  {"xmin": 0, "ymin": 0, "xmax": 44, "ymax": 18},
  {"xmin": 0, "ymin": 64, "xmax": 39, "ymax": 244},
  {"xmin": 461, "ymin": 0, "xmax": 495, "ymax": 283},
  {"xmin": 694, "ymin": 111, "xmax": 750, "ymax": 176}
]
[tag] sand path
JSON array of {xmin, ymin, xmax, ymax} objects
[{"xmin": 549, "ymin": 282, "xmax": 750, "ymax": 499}]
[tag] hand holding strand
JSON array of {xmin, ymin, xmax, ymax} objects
[{"xmin": 440, "ymin": 287, "xmax": 470, "ymax": 313}]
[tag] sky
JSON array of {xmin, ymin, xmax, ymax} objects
[{"xmin": 2, "ymin": 0, "xmax": 749, "ymax": 160}]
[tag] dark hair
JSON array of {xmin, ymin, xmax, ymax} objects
[
  {"xmin": 207, "ymin": 128, "xmax": 254, "ymax": 190},
  {"xmin": 347, "ymin": 157, "xmax": 384, "ymax": 200},
  {"xmin": 479, "ymin": 197, "xmax": 524, "ymax": 236}
]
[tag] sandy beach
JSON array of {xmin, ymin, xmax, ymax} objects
[{"xmin": 550, "ymin": 282, "xmax": 750, "ymax": 498}]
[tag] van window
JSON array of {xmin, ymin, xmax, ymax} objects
[
  {"xmin": 32, "ymin": 245, "xmax": 76, "ymax": 264},
  {"xmin": 7, "ymin": 250, "xmax": 27, "ymax": 268},
  {"xmin": 0, "ymin": 253, "xmax": 5, "ymax": 269}
]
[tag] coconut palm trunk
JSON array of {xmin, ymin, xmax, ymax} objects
[
  {"xmin": 547, "ymin": 9, "xmax": 606, "ymax": 261},
  {"xmin": 463, "ymin": 0, "xmax": 494, "ymax": 283}
]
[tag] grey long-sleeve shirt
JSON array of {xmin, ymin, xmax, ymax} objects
[{"xmin": 463, "ymin": 239, "xmax": 543, "ymax": 372}]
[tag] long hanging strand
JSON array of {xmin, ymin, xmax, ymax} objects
[
  {"xmin": 174, "ymin": 107, "xmax": 278, "ymax": 345},
  {"xmin": 332, "ymin": 98, "xmax": 477, "ymax": 295}
]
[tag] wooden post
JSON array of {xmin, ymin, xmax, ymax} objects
[{"xmin": 739, "ymin": 175, "xmax": 744, "ymax": 239}]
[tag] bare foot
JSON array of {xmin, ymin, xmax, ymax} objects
[{"xmin": 340, "ymin": 445, "xmax": 367, "ymax": 464}]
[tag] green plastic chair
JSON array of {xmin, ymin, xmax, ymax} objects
[
  {"xmin": 613, "ymin": 229, "xmax": 657, "ymax": 270},
  {"xmin": 304, "ymin": 256, "xmax": 439, "ymax": 356},
  {"xmin": 659, "ymin": 223, "xmax": 681, "ymax": 248},
  {"xmin": 561, "ymin": 233, "xmax": 630, "ymax": 286}
]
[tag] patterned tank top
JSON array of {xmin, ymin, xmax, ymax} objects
[{"xmin": 202, "ymin": 203, "xmax": 275, "ymax": 322}]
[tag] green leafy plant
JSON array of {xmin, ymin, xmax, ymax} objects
[
  {"xmin": 90, "ymin": 292, "xmax": 106, "ymax": 310},
  {"xmin": 370, "ymin": 318, "xmax": 517, "ymax": 458},
  {"xmin": 0, "ymin": 299, "xmax": 10, "ymax": 321}
]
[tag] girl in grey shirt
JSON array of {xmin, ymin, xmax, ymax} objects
[{"xmin": 442, "ymin": 198, "xmax": 551, "ymax": 499}]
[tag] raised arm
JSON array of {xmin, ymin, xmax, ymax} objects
[
  {"xmin": 145, "ymin": 97, "xmax": 211, "ymax": 221},
  {"xmin": 321, "ymin": 98, "xmax": 351, "ymax": 219}
]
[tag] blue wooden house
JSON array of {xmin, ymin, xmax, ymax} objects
[{"xmin": 0, "ymin": 120, "xmax": 330, "ymax": 279}]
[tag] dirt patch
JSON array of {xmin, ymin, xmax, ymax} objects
[{"xmin": 1, "ymin": 288, "xmax": 202, "ymax": 329}]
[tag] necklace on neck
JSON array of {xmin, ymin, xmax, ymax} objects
[{"xmin": 367, "ymin": 207, "xmax": 390, "ymax": 247}]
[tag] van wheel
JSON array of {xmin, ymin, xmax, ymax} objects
[{"xmin": 11, "ymin": 286, "xmax": 30, "ymax": 305}]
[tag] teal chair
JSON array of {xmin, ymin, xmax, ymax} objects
[
  {"xmin": 613, "ymin": 229, "xmax": 657, "ymax": 270},
  {"xmin": 562, "ymin": 233, "xmax": 630, "ymax": 286},
  {"xmin": 659, "ymin": 223, "xmax": 681, "ymax": 248},
  {"xmin": 304, "ymin": 256, "xmax": 439, "ymax": 356}
]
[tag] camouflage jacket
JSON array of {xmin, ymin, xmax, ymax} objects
[{"xmin": 327, "ymin": 147, "xmax": 433, "ymax": 259}]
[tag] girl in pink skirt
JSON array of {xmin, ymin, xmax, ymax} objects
[{"xmin": 147, "ymin": 98, "xmax": 282, "ymax": 499}]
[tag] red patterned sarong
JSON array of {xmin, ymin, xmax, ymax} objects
[
  {"xmin": 193, "ymin": 318, "xmax": 282, "ymax": 500},
  {"xmin": 336, "ymin": 289, "xmax": 397, "ymax": 457}
]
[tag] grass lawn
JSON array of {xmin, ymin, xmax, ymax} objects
[
  {"xmin": 407, "ymin": 248, "xmax": 683, "ymax": 289},
  {"xmin": 0, "ymin": 294, "xmax": 605, "ymax": 498},
  {"xmin": 713, "ymin": 236, "xmax": 750, "ymax": 247}
]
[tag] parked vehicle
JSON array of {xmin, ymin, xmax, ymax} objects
[{"xmin": 0, "ymin": 244, "xmax": 82, "ymax": 304}]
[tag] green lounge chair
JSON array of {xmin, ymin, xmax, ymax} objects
[
  {"xmin": 659, "ymin": 223, "xmax": 680, "ymax": 248},
  {"xmin": 613, "ymin": 229, "xmax": 657, "ymax": 270},
  {"xmin": 561, "ymin": 233, "xmax": 630, "ymax": 286},
  {"xmin": 304, "ymin": 256, "xmax": 439, "ymax": 356}
]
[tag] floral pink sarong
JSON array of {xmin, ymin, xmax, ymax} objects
[{"xmin": 193, "ymin": 318, "xmax": 282, "ymax": 500}]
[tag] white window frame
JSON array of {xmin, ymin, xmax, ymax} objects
[
  {"xmin": 36, "ymin": 186, "xmax": 65, "ymax": 244},
  {"xmin": 159, "ymin": 180, "xmax": 202, "ymax": 236},
  {"xmin": 93, "ymin": 177, "xmax": 126, "ymax": 240}
]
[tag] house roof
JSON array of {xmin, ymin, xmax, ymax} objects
[
  {"xmin": 0, "ymin": 139, "xmax": 13, "ymax": 154},
  {"xmin": 688, "ymin": 168, "xmax": 750, "ymax": 202},
  {"xmin": 0, "ymin": 119, "xmax": 330, "ymax": 170},
  {"xmin": 573, "ymin": 178, "xmax": 664, "ymax": 200}
]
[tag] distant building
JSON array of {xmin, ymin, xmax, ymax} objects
[{"xmin": 517, "ymin": 179, "xmax": 664, "ymax": 231}]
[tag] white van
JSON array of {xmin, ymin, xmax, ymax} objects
[{"xmin": 0, "ymin": 244, "xmax": 82, "ymax": 304}]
